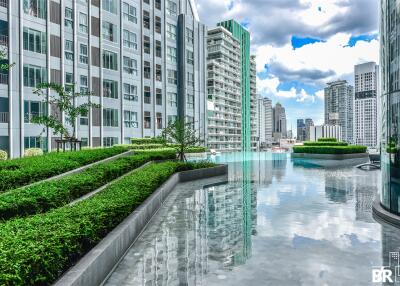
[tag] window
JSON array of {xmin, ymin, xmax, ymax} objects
[
  {"xmin": 168, "ymin": 69, "xmax": 177, "ymax": 85},
  {"xmin": 168, "ymin": 115, "xmax": 177, "ymax": 124},
  {"xmin": 79, "ymin": 13, "xmax": 88, "ymax": 33},
  {"xmin": 79, "ymin": 44, "xmax": 88, "ymax": 64},
  {"xmin": 186, "ymin": 28, "xmax": 194, "ymax": 44},
  {"xmin": 103, "ymin": 108, "xmax": 118, "ymax": 127},
  {"xmin": 124, "ymin": 111, "xmax": 138, "ymax": 128},
  {"xmin": 155, "ymin": 65, "xmax": 162, "ymax": 82},
  {"xmin": 123, "ymin": 56, "xmax": 137, "ymax": 75},
  {"xmin": 103, "ymin": 79, "xmax": 118, "ymax": 99},
  {"xmin": 24, "ymin": 100, "xmax": 47, "ymax": 123},
  {"xmin": 143, "ymin": 36, "xmax": 150, "ymax": 54},
  {"xmin": 167, "ymin": 23, "xmax": 176, "ymax": 40},
  {"xmin": 103, "ymin": 137, "xmax": 118, "ymax": 147},
  {"xmin": 143, "ymin": 11, "xmax": 150, "ymax": 29},
  {"xmin": 167, "ymin": 46, "xmax": 177, "ymax": 63},
  {"xmin": 143, "ymin": 0, "xmax": 149, "ymax": 4},
  {"xmin": 187, "ymin": 50, "xmax": 194, "ymax": 65},
  {"xmin": 65, "ymin": 7, "xmax": 73, "ymax": 29},
  {"xmin": 156, "ymin": 89, "xmax": 162, "ymax": 105},
  {"xmin": 144, "ymin": 86, "xmax": 151, "ymax": 104},
  {"xmin": 123, "ymin": 83, "xmax": 138, "ymax": 101},
  {"xmin": 123, "ymin": 30, "xmax": 137, "ymax": 49},
  {"xmin": 155, "ymin": 41, "xmax": 162, "ymax": 58},
  {"xmin": 123, "ymin": 2, "xmax": 137, "ymax": 23},
  {"xmin": 168, "ymin": 92, "xmax": 177, "ymax": 107},
  {"xmin": 24, "ymin": 136, "xmax": 48, "ymax": 151},
  {"xmin": 65, "ymin": 40, "xmax": 74, "ymax": 61},
  {"xmin": 155, "ymin": 0, "xmax": 161, "ymax": 10},
  {"xmin": 155, "ymin": 16, "xmax": 161, "ymax": 33},
  {"xmin": 65, "ymin": 72, "xmax": 74, "ymax": 92},
  {"xmin": 144, "ymin": 61, "xmax": 151, "ymax": 79},
  {"xmin": 80, "ymin": 75, "xmax": 88, "ymax": 94},
  {"xmin": 24, "ymin": 0, "xmax": 47, "ymax": 19},
  {"xmin": 156, "ymin": 112, "xmax": 162, "ymax": 129},
  {"xmin": 23, "ymin": 64, "xmax": 47, "ymax": 87},
  {"xmin": 103, "ymin": 50, "xmax": 118, "ymax": 70},
  {"xmin": 187, "ymin": 72, "xmax": 194, "ymax": 88},
  {"xmin": 102, "ymin": 21, "xmax": 117, "ymax": 42},
  {"xmin": 81, "ymin": 138, "xmax": 89, "ymax": 147},
  {"xmin": 187, "ymin": 93, "xmax": 194, "ymax": 110},
  {"xmin": 23, "ymin": 27, "xmax": 46, "ymax": 54},
  {"xmin": 103, "ymin": 0, "xmax": 118, "ymax": 14},
  {"xmin": 144, "ymin": 111, "xmax": 151, "ymax": 129},
  {"xmin": 80, "ymin": 109, "xmax": 88, "ymax": 125},
  {"xmin": 166, "ymin": 0, "xmax": 177, "ymax": 17}
]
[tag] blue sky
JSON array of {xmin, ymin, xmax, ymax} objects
[{"xmin": 196, "ymin": 0, "xmax": 379, "ymax": 136}]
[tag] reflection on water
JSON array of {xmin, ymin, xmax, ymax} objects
[{"xmin": 105, "ymin": 152, "xmax": 400, "ymax": 286}]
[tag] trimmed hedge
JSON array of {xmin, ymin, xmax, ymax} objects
[
  {"xmin": 24, "ymin": 148, "xmax": 44, "ymax": 157},
  {"xmin": 293, "ymin": 145, "xmax": 367, "ymax": 154},
  {"xmin": 0, "ymin": 147, "xmax": 128, "ymax": 192},
  {"xmin": 303, "ymin": 141, "xmax": 348, "ymax": 147},
  {"xmin": 130, "ymin": 137, "xmax": 166, "ymax": 145},
  {"xmin": 0, "ymin": 161, "xmax": 215, "ymax": 286},
  {"xmin": 0, "ymin": 150, "xmax": 176, "ymax": 220},
  {"xmin": 115, "ymin": 144, "xmax": 208, "ymax": 153},
  {"xmin": 317, "ymin": 138, "xmax": 337, "ymax": 142}
]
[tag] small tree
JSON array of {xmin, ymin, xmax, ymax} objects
[
  {"xmin": 162, "ymin": 119, "xmax": 199, "ymax": 161},
  {"xmin": 31, "ymin": 82, "xmax": 99, "ymax": 140}
]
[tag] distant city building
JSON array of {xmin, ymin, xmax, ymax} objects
[
  {"xmin": 309, "ymin": 125, "xmax": 342, "ymax": 142},
  {"xmin": 287, "ymin": 130, "xmax": 293, "ymax": 139},
  {"xmin": 324, "ymin": 80, "xmax": 354, "ymax": 143},
  {"xmin": 273, "ymin": 103, "xmax": 287, "ymax": 141},
  {"xmin": 257, "ymin": 96, "xmax": 273, "ymax": 148},
  {"xmin": 250, "ymin": 55, "xmax": 259, "ymax": 150},
  {"xmin": 354, "ymin": 62, "xmax": 379, "ymax": 148},
  {"xmin": 305, "ymin": 118, "xmax": 314, "ymax": 141},
  {"xmin": 207, "ymin": 26, "xmax": 242, "ymax": 152},
  {"xmin": 297, "ymin": 119, "xmax": 306, "ymax": 141}
]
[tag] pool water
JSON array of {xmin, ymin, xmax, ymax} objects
[{"xmin": 105, "ymin": 152, "xmax": 400, "ymax": 286}]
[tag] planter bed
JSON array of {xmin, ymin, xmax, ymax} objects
[
  {"xmin": 0, "ymin": 150, "xmax": 176, "ymax": 220},
  {"xmin": 0, "ymin": 147, "xmax": 129, "ymax": 192},
  {"xmin": 291, "ymin": 152, "xmax": 369, "ymax": 160},
  {"xmin": 292, "ymin": 145, "xmax": 367, "ymax": 154},
  {"xmin": 0, "ymin": 161, "xmax": 215, "ymax": 286}
]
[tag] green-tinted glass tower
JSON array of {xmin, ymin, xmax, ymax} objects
[{"xmin": 218, "ymin": 20, "xmax": 251, "ymax": 151}]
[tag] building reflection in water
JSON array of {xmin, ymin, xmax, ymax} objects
[{"xmin": 379, "ymin": 219, "xmax": 400, "ymax": 286}]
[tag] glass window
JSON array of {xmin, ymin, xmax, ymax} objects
[
  {"xmin": 167, "ymin": 92, "xmax": 177, "ymax": 107},
  {"xmin": 187, "ymin": 71, "xmax": 194, "ymax": 88},
  {"xmin": 187, "ymin": 93, "xmax": 194, "ymax": 109},
  {"xmin": 156, "ymin": 65, "xmax": 162, "ymax": 82},
  {"xmin": 103, "ymin": 0, "xmax": 118, "ymax": 14},
  {"xmin": 80, "ymin": 75, "xmax": 88, "ymax": 94},
  {"xmin": 123, "ymin": 83, "xmax": 138, "ymax": 101},
  {"xmin": 166, "ymin": 0, "xmax": 177, "ymax": 17},
  {"xmin": 79, "ymin": 44, "xmax": 88, "ymax": 64},
  {"xmin": 167, "ymin": 23, "xmax": 176, "ymax": 40},
  {"xmin": 168, "ymin": 69, "xmax": 177, "ymax": 85},
  {"xmin": 103, "ymin": 137, "xmax": 118, "ymax": 146},
  {"xmin": 123, "ymin": 30, "xmax": 137, "ymax": 49},
  {"xmin": 23, "ymin": 27, "xmax": 46, "ymax": 54},
  {"xmin": 23, "ymin": 64, "xmax": 47, "ymax": 87},
  {"xmin": 144, "ymin": 111, "xmax": 151, "ymax": 129},
  {"xmin": 167, "ymin": 46, "xmax": 177, "ymax": 63},
  {"xmin": 143, "ymin": 10, "xmax": 150, "ymax": 29},
  {"xmin": 156, "ymin": 89, "xmax": 162, "ymax": 105},
  {"xmin": 24, "ymin": 0, "xmax": 47, "ymax": 19},
  {"xmin": 124, "ymin": 110, "xmax": 138, "ymax": 128},
  {"xmin": 156, "ymin": 112, "xmax": 162, "ymax": 129},
  {"xmin": 102, "ymin": 21, "xmax": 117, "ymax": 42},
  {"xmin": 24, "ymin": 100, "xmax": 47, "ymax": 123},
  {"xmin": 65, "ymin": 7, "xmax": 73, "ymax": 29},
  {"xmin": 155, "ymin": 0, "xmax": 161, "ymax": 10},
  {"xmin": 187, "ymin": 50, "xmax": 194, "ymax": 65},
  {"xmin": 144, "ymin": 61, "xmax": 151, "ymax": 79},
  {"xmin": 103, "ymin": 79, "xmax": 118, "ymax": 99},
  {"xmin": 103, "ymin": 50, "xmax": 118, "ymax": 70},
  {"xmin": 79, "ymin": 13, "xmax": 88, "ymax": 34},
  {"xmin": 123, "ymin": 2, "xmax": 137, "ymax": 23},
  {"xmin": 155, "ymin": 16, "xmax": 161, "ymax": 34},
  {"xmin": 123, "ymin": 56, "xmax": 137, "ymax": 75},
  {"xmin": 143, "ymin": 36, "xmax": 150, "ymax": 54},
  {"xmin": 186, "ymin": 28, "xmax": 194, "ymax": 45},
  {"xmin": 103, "ymin": 108, "xmax": 118, "ymax": 127},
  {"xmin": 65, "ymin": 40, "xmax": 74, "ymax": 61},
  {"xmin": 144, "ymin": 86, "xmax": 151, "ymax": 104},
  {"xmin": 24, "ymin": 136, "xmax": 48, "ymax": 151},
  {"xmin": 155, "ymin": 41, "xmax": 162, "ymax": 58},
  {"xmin": 168, "ymin": 115, "xmax": 177, "ymax": 124}
]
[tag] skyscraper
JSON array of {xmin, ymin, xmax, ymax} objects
[
  {"xmin": 273, "ymin": 102, "xmax": 287, "ymax": 141},
  {"xmin": 257, "ymin": 95, "xmax": 273, "ymax": 148},
  {"xmin": 305, "ymin": 118, "xmax": 314, "ymax": 141},
  {"xmin": 0, "ymin": 0, "xmax": 207, "ymax": 158},
  {"xmin": 218, "ymin": 20, "xmax": 252, "ymax": 151},
  {"xmin": 296, "ymin": 119, "xmax": 305, "ymax": 141},
  {"xmin": 206, "ymin": 26, "xmax": 241, "ymax": 152},
  {"xmin": 354, "ymin": 62, "xmax": 379, "ymax": 148},
  {"xmin": 250, "ymin": 55, "xmax": 258, "ymax": 150},
  {"xmin": 324, "ymin": 80, "xmax": 354, "ymax": 143}
]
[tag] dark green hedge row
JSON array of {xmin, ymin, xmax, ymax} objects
[
  {"xmin": 0, "ymin": 150, "xmax": 176, "ymax": 220},
  {"xmin": 0, "ymin": 161, "xmax": 215, "ymax": 286},
  {"xmin": 303, "ymin": 141, "xmax": 348, "ymax": 146},
  {"xmin": 116, "ymin": 144, "xmax": 208, "ymax": 153},
  {"xmin": 0, "ymin": 147, "xmax": 129, "ymax": 193},
  {"xmin": 130, "ymin": 137, "xmax": 166, "ymax": 145},
  {"xmin": 293, "ymin": 145, "xmax": 367, "ymax": 154},
  {"xmin": 317, "ymin": 138, "xmax": 338, "ymax": 142}
]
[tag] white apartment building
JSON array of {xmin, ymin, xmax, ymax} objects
[
  {"xmin": 250, "ymin": 55, "xmax": 258, "ymax": 150},
  {"xmin": 309, "ymin": 125, "xmax": 342, "ymax": 142},
  {"xmin": 354, "ymin": 62, "xmax": 379, "ymax": 148},
  {"xmin": 0, "ymin": 0, "xmax": 207, "ymax": 158},
  {"xmin": 206, "ymin": 26, "xmax": 241, "ymax": 152}
]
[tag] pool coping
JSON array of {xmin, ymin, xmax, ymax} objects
[
  {"xmin": 372, "ymin": 199, "xmax": 400, "ymax": 228},
  {"xmin": 54, "ymin": 164, "xmax": 228, "ymax": 286}
]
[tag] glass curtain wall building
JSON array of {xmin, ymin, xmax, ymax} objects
[{"xmin": 380, "ymin": 0, "xmax": 400, "ymax": 213}]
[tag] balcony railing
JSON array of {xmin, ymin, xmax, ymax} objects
[
  {"xmin": 0, "ymin": 0, "xmax": 7, "ymax": 8},
  {"xmin": 0, "ymin": 35, "xmax": 8, "ymax": 47},
  {"xmin": 0, "ymin": 73, "xmax": 8, "ymax": 84},
  {"xmin": 0, "ymin": 112, "xmax": 9, "ymax": 123}
]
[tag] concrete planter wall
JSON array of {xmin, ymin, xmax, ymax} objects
[
  {"xmin": 291, "ymin": 152, "xmax": 369, "ymax": 160},
  {"xmin": 54, "ymin": 164, "xmax": 228, "ymax": 286}
]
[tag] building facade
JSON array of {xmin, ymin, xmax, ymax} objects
[
  {"xmin": 273, "ymin": 102, "xmax": 286, "ymax": 141},
  {"xmin": 0, "ymin": 0, "xmax": 207, "ymax": 158},
  {"xmin": 218, "ymin": 20, "xmax": 252, "ymax": 151},
  {"xmin": 206, "ymin": 26, "xmax": 241, "ymax": 152},
  {"xmin": 324, "ymin": 80, "xmax": 354, "ymax": 144},
  {"xmin": 296, "ymin": 119, "xmax": 305, "ymax": 141},
  {"xmin": 250, "ymin": 55, "xmax": 258, "ymax": 150},
  {"xmin": 354, "ymin": 62, "xmax": 379, "ymax": 149},
  {"xmin": 309, "ymin": 125, "xmax": 342, "ymax": 142},
  {"xmin": 379, "ymin": 0, "xmax": 400, "ymax": 214},
  {"xmin": 257, "ymin": 95, "xmax": 272, "ymax": 148},
  {"xmin": 305, "ymin": 118, "xmax": 314, "ymax": 141}
]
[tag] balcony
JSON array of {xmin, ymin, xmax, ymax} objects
[
  {"xmin": 0, "ymin": 112, "xmax": 8, "ymax": 123},
  {"xmin": 0, "ymin": 35, "xmax": 8, "ymax": 47},
  {"xmin": 0, "ymin": 73, "xmax": 8, "ymax": 84}
]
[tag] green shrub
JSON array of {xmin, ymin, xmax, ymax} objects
[
  {"xmin": 0, "ymin": 150, "xmax": 7, "ymax": 160},
  {"xmin": 303, "ymin": 141, "xmax": 348, "ymax": 147},
  {"xmin": 186, "ymin": 146, "xmax": 208, "ymax": 153},
  {"xmin": 130, "ymin": 137, "xmax": 166, "ymax": 145},
  {"xmin": 293, "ymin": 145, "xmax": 367, "ymax": 154},
  {"xmin": 0, "ymin": 147, "xmax": 128, "ymax": 192},
  {"xmin": 0, "ymin": 161, "xmax": 215, "ymax": 285},
  {"xmin": 24, "ymin": 148, "xmax": 44, "ymax": 157},
  {"xmin": 0, "ymin": 150, "xmax": 176, "ymax": 220},
  {"xmin": 317, "ymin": 138, "xmax": 337, "ymax": 142}
]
